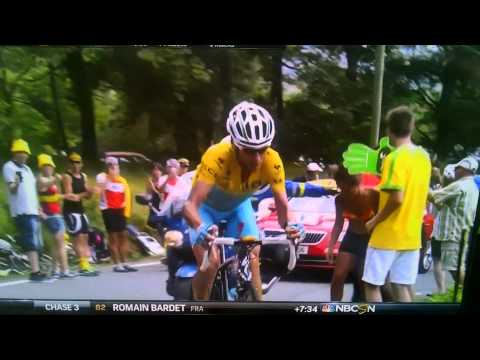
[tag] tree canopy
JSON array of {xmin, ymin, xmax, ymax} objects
[{"xmin": 1, "ymin": 45, "xmax": 477, "ymax": 166}]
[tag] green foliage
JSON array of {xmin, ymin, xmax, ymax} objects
[
  {"xmin": 3, "ymin": 44, "xmax": 480, "ymax": 236},
  {"xmin": 0, "ymin": 183, "xmax": 15, "ymax": 236},
  {"xmin": 427, "ymin": 286, "xmax": 463, "ymax": 303}
]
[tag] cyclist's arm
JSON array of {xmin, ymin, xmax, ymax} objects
[
  {"xmin": 272, "ymin": 189, "xmax": 293, "ymax": 228},
  {"xmin": 183, "ymin": 180, "xmax": 213, "ymax": 229}
]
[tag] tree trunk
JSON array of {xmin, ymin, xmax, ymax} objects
[
  {"xmin": 270, "ymin": 49, "xmax": 284, "ymax": 149},
  {"xmin": 48, "ymin": 63, "xmax": 69, "ymax": 153},
  {"xmin": 435, "ymin": 63, "xmax": 457, "ymax": 158},
  {"xmin": 64, "ymin": 48, "xmax": 98, "ymax": 160},
  {"xmin": 271, "ymin": 49, "xmax": 284, "ymax": 122},
  {"xmin": 173, "ymin": 106, "xmax": 201, "ymax": 161},
  {"xmin": 217, "ymin": 50, "xmax": 233, "ymax": 142}
]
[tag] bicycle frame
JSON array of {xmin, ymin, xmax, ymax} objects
[{"xmin": 205, "ymin": 235, "xmax": 297, "ymax": 301}]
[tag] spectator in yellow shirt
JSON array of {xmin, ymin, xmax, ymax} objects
[{"xmin": 363, "ymin": 107, "xmax": 431, "ymax": 303}]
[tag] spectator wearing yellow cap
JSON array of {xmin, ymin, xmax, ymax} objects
[
  {"xmin": 37, "ymin": 154, "xmax": 76, "ymax": 279},
  {"xmin": 62, "ymin": 152, "xmax": 98, "ymax": 276},
  {"xmin": 2, "ymin": 139, "xmax": 47, "ymax": 281}
]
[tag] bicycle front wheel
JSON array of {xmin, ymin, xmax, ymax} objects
[{"xmin": 237, "ymin": 283, "xmax": 260, "ymax": 302}]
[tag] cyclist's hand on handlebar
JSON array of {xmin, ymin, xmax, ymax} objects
[{"xmin": 197, "ymin": 224, "xmax": 218, "ymax": 248}]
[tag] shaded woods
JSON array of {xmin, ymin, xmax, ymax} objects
[{"xmin": 2, "ymin": 45, "xmax": 480, "ymax": 165}]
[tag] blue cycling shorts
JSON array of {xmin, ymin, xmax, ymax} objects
[{"xmin": 188, "ymin": 200, "xmax": 259, "ymax": 247}]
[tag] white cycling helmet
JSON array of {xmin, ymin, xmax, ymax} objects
[{"xmin": 226, "ymin": 101, "xmax": 275, "ymax": 150}]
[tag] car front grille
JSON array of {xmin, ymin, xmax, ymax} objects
[
  {"xmin": 263, "ymin": 230, "xmax": 325, "ymax": 245},
  {"xmin": 301, "ymin": 232, "xmax": 325, "ymax": 244},
  {"xmin": 264, "ymin": 230, "xmax": 286, "ymax": 237}
]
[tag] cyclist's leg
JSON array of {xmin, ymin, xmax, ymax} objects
[
  {"xmin": 226, "ymin": 200, "xmax": 262, "ymax": 300},
  {"xmin": 190, "ymin": 204, "xmax": 220, "ymax": 300}
]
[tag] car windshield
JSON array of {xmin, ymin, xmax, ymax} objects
[{"xmin": 288, "ymin": 196, "xmax": 336, "ymax": 213}]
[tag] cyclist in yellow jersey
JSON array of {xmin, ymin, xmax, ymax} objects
[{"xmin": 183, "ymin": 101, "xmax": 303, "ymax": 300}]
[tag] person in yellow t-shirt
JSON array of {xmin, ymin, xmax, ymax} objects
[{"xmin": 363, "ymin": 106, "xmax": 431, "ymax": 303}]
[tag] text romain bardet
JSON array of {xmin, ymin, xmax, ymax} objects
[{"xmin": 112, "ymin": 303, "xmax": 186, "ymax": 312}]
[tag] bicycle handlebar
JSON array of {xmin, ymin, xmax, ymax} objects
[{"xmin": 199, "ymin": 236, "xmax": 298, "ymax": 273}]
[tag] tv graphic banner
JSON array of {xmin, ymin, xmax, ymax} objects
[{"xmin": 0, "ymin": 300, "xmax": 460, "ymax": 315}]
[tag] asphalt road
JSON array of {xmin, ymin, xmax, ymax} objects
[{"xmin": 0, "ymin": 256, "xmax": 450, "ymax": 302}]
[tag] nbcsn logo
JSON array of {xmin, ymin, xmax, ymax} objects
[{"xmin": 322, "ymin": 303, "xmax": 375, "ymax": 314}]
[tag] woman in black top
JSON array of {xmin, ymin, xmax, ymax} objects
[{"xmin": 62, "ymin": 153, "xmax": 98, "ymax": 276}]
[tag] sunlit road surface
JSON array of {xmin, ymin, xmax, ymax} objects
[{"xmin": 0, "ymin": 257, "xmax": 449, "ymax": 302}]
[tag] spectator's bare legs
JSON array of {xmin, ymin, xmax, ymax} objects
[
  {"xmin": 331, "ymin": 252, "xmax": 356, "ymax": 301},
  {"xmin": 380, "ymin": 274, "xmax": 394, "ymax": 301},
  {"xmin": 391, "ymin": 283, "xmax": 413, "ymax": 302},
  {"xmin": 364, "ymin": 283, "xmax": 383, "ymax": 302},
  {"xmin": 108, "ymin": 233, "xmax": 120, "ymax": 265},
  {"xmin": 27, "ymin": 251, "xmax": 40, "ymax": 273},
  {"xmin": 449, "ymin": 270, "xmax": 465, "ymax": 287},
  {"xmin": 118, "ymin": 230, "xmax": 130, "ymax": 264},
  {"xmin": 74, "ymin": 233, "xmax": 92, "ymax": 270},
  {"xmin": 74, "ymin": 233, "xmax": 91, "ymax": 259},
  {"xmin": 408, "ymin": 285, "xmax": 416, "ymax": 301},
  {"xmin": 433, "ymin": 258, "xmax": 447, "ymax": 294},
  {"xmin": 54, "ymin": 231, "xmax": 68, "ymax": 273}
]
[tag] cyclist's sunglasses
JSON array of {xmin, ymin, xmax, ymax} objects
[
  {"xmin": 180, "ymin": 164, "xmax": 189, "ymax": 168},
  {"xmin": 241, "ymin": 147, "xmax": 268, "ymax": 155}
]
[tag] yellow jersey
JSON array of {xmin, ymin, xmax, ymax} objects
[
  {"xmin": 193, "ymin": 142, "xmax": 286, "ymax": 211},
  {"xmin": 369, "ymin": 144, "xmax": 431, "ymax": 250}
]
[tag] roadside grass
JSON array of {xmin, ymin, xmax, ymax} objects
[{"xmin": 426, "ymin": 286, "xmax": 463, "ymax": 303}]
